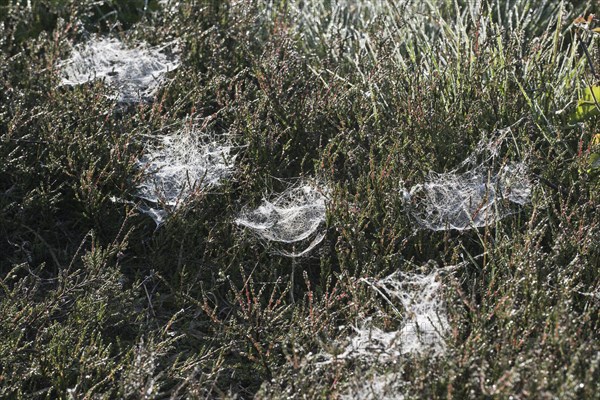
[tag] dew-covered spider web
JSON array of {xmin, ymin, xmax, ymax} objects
[
  {"xmin": 158, "ymin": 0, "xmax": 180, "ymax": 12},
  {"xmin": 341, "ymin": 373, "xmax": 406, "ymax": 400},
  {"xmin": 235, "ymin": 183, "xmax": 328, "ymax": 257},
  {"xmin": 59, "ymin": 37, "xmax": 179, "ymax": 102},
  {"xmin": 136, "ymin": 128, "xmax": 235, "ymax": 225},
  {"xmin": 376, "ymin": 270, "xmax": 449, "ymax": 355},
  {"xmin": 402, "ymin": 129, "xmax": 531, "ymax": 231},
  {"xmin": 294, "ymin": 265, "xmax": 457, "ymax": 399},
  {"xmin": 328, "ymin": 269, "xmax": 448, "ymax": 364}
]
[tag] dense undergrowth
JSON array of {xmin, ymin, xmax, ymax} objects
[{"xmin": 1, "ymin": 0, "xmax": 599, "ymax": 398}]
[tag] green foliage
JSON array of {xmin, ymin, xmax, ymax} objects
[
  {"xmin": 1, "ymin": 0, "xmax": 599, "ymax": 398},
  {"xmin": 571, "ymin": 85, "xmax": 600, "ymax": 122}
]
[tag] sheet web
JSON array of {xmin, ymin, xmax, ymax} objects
[
  {"xmin": 235, "ymin": 183, "xmax": 328, "ymax": 257},
  {"xmin": 136, "ymin": 128, "xmax": 235, "ymax": 225},
  {"xmin": 60, "ymin": 37, "xmax": 179, "ymax": 102},
  {"xmin": 402, "ymin": 129, "xmax": 531, "ymax": 231},
  {"xmin": 323, "ymin": 267, "xmax": 454, "ymax": 399},
  {"xmin": 328, "ymin": 269, "xmax": 449, "ymax": 364},
  {"xmin": 341, "ymin": 373, "xmax": 406, "ymax": 400}
]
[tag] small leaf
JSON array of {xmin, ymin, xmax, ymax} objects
[
  {"xmin": 592, "ymin": 134, "xmax": 600, "ymax": 146},
  {"xmin": 570, "ymin": 86, "xmax": 600, "ymax": 122},
  {"xmin": 589, "ymin": 153, "xmax": 600, "ymax": 171},
  {"xmin": 574, "ymin": 16, "xmax": 587, "ymax": 25},
  {"xmin": 593, "ymin": 27, "xmax": 600, "ymax": 33}
]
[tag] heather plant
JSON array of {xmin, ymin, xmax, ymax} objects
[{"xmin": 1, "ymin": 0, "xmax": 599, "ymax": 398}]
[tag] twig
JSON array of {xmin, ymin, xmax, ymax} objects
[{"xmin": 579, "ymin": 34, "xmax": 599, "ymax": 81}]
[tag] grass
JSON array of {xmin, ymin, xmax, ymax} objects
[{"xmin": 1, "ymin": 0, "xmax": 599, "ymax": 398}]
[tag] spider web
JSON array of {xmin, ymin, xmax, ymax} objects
[
  {"xmin": 136, "ymin": 128, "xmax": 235, "ymax": 225},
  {"xmin": 341, "ymin": 373, "xmax": 406, "ymax": 400},
  {"xmin": 402, "ymin": 129, "xmax": 531, "ymax": 231},
  {"xmin": 235, "ymin": 183, "xmax": 328, "ymax": 257},
  {"xmin": 59, "ymin": 37, "xmax": 179, "ymax": 102},
  {"xmin": 332, "ymin": 269, "xmax": 449, "ymax": 364}
]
